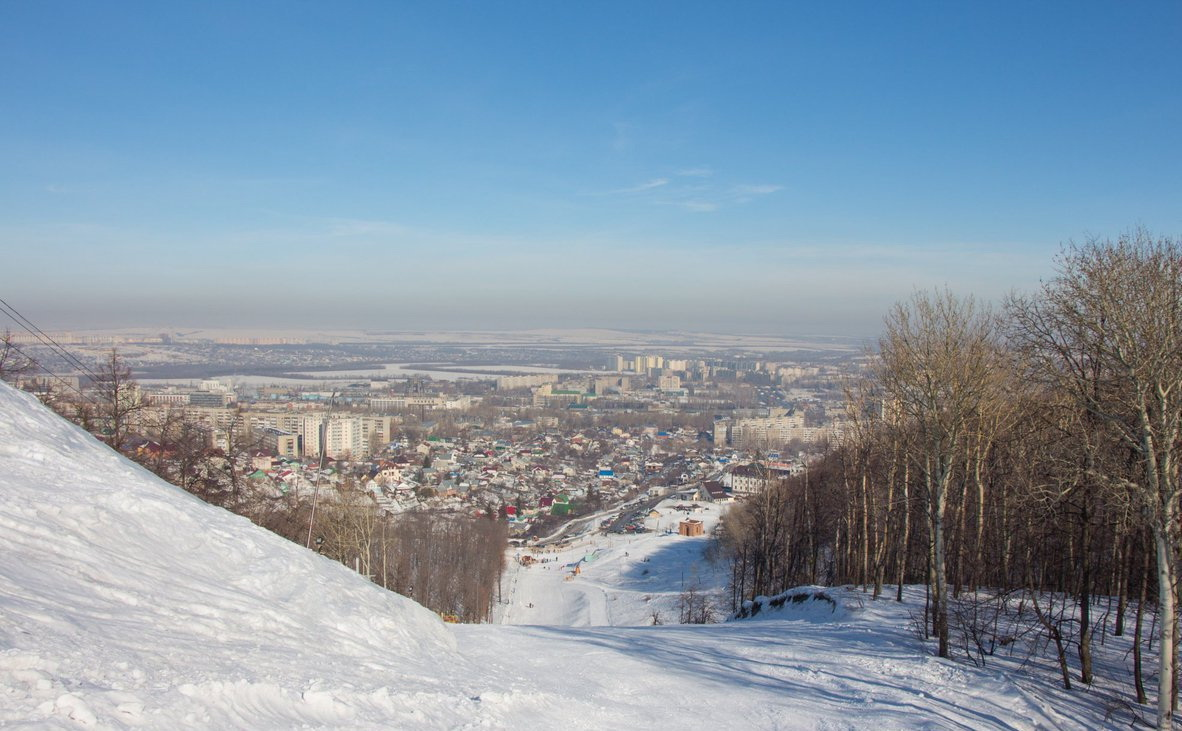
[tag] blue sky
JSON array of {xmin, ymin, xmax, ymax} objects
[{"xmin": 1, "ymin": 2, "xmax": 1179, "ymax": 336}]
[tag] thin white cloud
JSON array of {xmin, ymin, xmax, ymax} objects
[
  {"xmin": 612, "ymin": 178, "xmax": 670, "ymax": 194},
  {"xmin": 734, "ymin": 184, "xmax": 782, "ymax": 195},
  {"xmin": 323, "ymin": 218, "xmax": 412, "ymax": 238},
  {"xmin": 637, "ymin": 177, "xmax": 670, "ymax": 191},
  {"xmin": 603, "ymin": 171, "xmax": 780, "ymax": 211}
]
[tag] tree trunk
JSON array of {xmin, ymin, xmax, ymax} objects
[
  {"xmin": 953, "ymin": 460, "xmax": 969, "ymax": 599},
  {"xmin": 1155, "ymin": 526, "xmax": 1176, "ymax": 726},
  {"xmin": 874, "ymin": 448, "xmax": 896, "ymax": 600},
  {"xmin": 971, "ymin": 436, "xmax": 987, "ymax": 592},
  {"xmin": 896, "ymin": 461, "xmax": 910, "ymax": 602},
  {"xmin": 933, "ymin": 469, "xmax": 950, "ymax": 658},
  {"xmin": 860, "ymin": 470, "xmax": 871, "ymax": 590},
  {"xmin": 1135, "ymin": 542, "xmax": 1150, "ymax": 705},
  {"xmin": 1115, "ymin": 527, "xmax": 1129, "ymax": 637},
  {"xmin": 1078, "ymin": 498, "xmax": 1093, "ymax": 685}
]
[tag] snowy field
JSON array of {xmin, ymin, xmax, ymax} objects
[{"xmin": 0, "ymin": 382, "xmax": 1151, "ymax": 729}]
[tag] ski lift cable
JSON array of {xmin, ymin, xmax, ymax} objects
[
  {"xmin": 1, "ymin": 339, "xmax": 100, "ymax": 407},
  {"xmin": 0, "ymin": 297, "xmax": 104, "ymax": 384},
  {"xmin": 0, "ymin": 297, "xmax": 101, "ymax": 381}
]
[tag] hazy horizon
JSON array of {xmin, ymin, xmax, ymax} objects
[
  {"xmin": 5, "ymin": 325, "xmax": 870, "ymax": 354},
  {"xmin": 3, "ymin": 3, "xmax": 1179, "ymax": 336}
]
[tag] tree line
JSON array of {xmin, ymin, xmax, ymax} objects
[
  {"xmin": 718, "ymin": 230, "xmax": 1182, "ymax": 727},
  {"xmin": 250, "ymin": 491, "xmax": 507, "ymax": 624}
]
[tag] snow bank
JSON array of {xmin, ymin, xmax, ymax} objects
[
  {"xmin": 733, "ymin": 586, "xmax": 850, "ymax": 622},
  {"xmin": 0, "ymin": 383, "xmax": 461, "ymax": 728}
]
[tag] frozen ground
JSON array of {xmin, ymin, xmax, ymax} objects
[{"xmin": 0, "ymin": 382, "xmax": 1152, "ymax": 728}]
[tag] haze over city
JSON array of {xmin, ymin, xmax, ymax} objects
[{"xmin": 2, "ymin": 2, "xmax": 1179, "ymax": 335}]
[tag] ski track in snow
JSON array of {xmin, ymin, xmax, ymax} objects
[{"xmin": 0, "ymin": 382, "xmax": 1140, "ymax": 728}]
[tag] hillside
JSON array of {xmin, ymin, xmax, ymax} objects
[
  {"xmin": 0, "ymin": 383, "xmax": 469, "ymax": 728},
  {"xmin": 0, "ymin": 383, "xmax": 1118, "ymax": 728}
]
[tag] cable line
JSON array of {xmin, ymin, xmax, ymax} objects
[{"xmin": 0, "ymin": 297, "xmax": 103, "ymax": 383}]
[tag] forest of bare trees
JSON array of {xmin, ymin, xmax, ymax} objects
[
  {"xmin": 718, "ymin": 230, "xmax": 1182, "ymax": 727},
  {"xmin": 247, "ymin": 492, "xmax": 507, "ymax": 624}
]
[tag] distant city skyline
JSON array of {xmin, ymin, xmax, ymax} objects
[{"xmin": 2, "ymin": 2, "xmax": 1179, "ymax": 336}]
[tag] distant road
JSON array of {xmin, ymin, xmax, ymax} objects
[
  {"xmin": 533, "ymin": 506, "xmax": 618, "ymax": 547},
  {"xmin": 533, "ymin": 486, "xmax": 679, "ymax": 547},
  {"xmin": 604, "ymin": 491, "xmax": 669, "ymax": 534}
]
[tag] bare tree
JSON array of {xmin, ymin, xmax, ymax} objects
[
  {"xmin": 91, "ymin": 349, "xmax": 144, "ymax": 452},
  {"xmin": 318, "ymin": 487, "xmax": 381, "ymax": 578},
  {"xmin": 877, "ymin": 289, "xmax": 1000, "ymax": 658},
  {"xmin": 1009, "ymin": 230, "xmax": 1182, "ymax": 726},
  {"xmin": 135, "ymin": 406, "xmax": 212, "ymax": 494},
  {"xmin": 0, "ymin": 329, "xmax": 35, "ymax": 382}
]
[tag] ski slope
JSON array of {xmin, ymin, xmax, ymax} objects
[
  {"xmin": 0, "ymin": 382, "xmax": 1143, "ymax": 728},
  {"xmin": 495, "ymin": 503, "xmax": 726, "ymax": 627}
]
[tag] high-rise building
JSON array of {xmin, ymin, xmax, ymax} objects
[{"xmin": 300, "ymin": 415, "xmax": 324, "ymax": 458}]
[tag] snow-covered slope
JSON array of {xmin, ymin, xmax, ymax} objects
[
  {"xmin": 0, "ymin": 382, "xmax": 1124, "ymax": 728},
  {"xmin": 0, "ymin": 383, "xmax": 467, "ymax": 728}
]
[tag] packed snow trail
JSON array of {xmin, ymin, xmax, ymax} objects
[
  {"xmin": 495, "ymin": 504, "xmax": 727, "ymax": 627},
  {"xmin": 0, "ymin": 383, "xmax": 1128, "ymax": 728}
]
